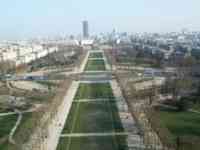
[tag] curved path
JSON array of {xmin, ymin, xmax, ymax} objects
[
  {"xmin": 0, "ymin": 105, "xmax": 42, "ymax": 117},
  {"xmin": 9, "ymin": 110, "xmax": 23, "ymax": 144}
]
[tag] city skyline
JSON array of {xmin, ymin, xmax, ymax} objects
[{"xmin": 0, "ymin": 0, "xmax": 200, "ymax": 39}]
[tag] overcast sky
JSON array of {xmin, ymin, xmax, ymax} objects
[{"xmin": 0, "ymin": 0, "xmax": 200, "ymax": 39}]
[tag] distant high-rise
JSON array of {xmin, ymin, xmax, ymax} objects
[{"xmin": 82, "ymin": 20, "xmax": 89, "ymax": 38}]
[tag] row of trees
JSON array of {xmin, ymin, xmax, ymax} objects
[
  {"xmin": 116, "ymin": 71, "xmax": 200, "ymax": 150},
  {"xmin": 8, "ymin": 48, "xmax": 87, "ymax": 150}
]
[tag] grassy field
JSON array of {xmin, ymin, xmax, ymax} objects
[
  {"xmin": 0, "ymin": 115, "xmax": 18, "ymax": 150},
  {"xmin": 75, "ymin": 83, "xmax": 114, "ymax": 99},
  {"xmin": 158, "ymin": 108, "xmax": 200, "ymax": 139},
  {"xmin": 89, "ymin": 52, "xmax": 103, "ymax": 58},
  {"xmin": 57, "ymin": 82, "xmax": 128, "ymax": 150},
  {"xmin": 57, "ymin": 136, "xmax": 128, "ymax": 150},
  {"xmin": 0, "ymin": 115, "xmax": 18, "ymax": 139},
  {"xmin": 116, "ymin": 57, "xmax": 161, "ymax": 68},
  {"xmin": 63, "ymin": 83, "xmax": 123, "ymax": 133},
  {"xmin": 36, "ymin": 81, "xmax": 58, "ymax": 87},
  {"xmin": 62, "ymin": 101, "xmax": 124, "ymax": 133},
  {"xmin": 13, "ymin": 113, "xmax": 34, "ymax": 142},
  {"xmin": 84, "ymin": 59, "xmax": 106, "ymax": 71},
  {"xmin": 0, "ymin": 141, "xmax": 12, "ymax": 150},
  {"xmin": 0, "ymin": 140, "xmax": 19, "ymax": 150},
  {"xmin": 0, "ymin": 113, "xmax": 38, "ymax": 149}
]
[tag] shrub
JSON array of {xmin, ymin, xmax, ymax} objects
[{"xmin": 176, "ymin": 98, "xmax": 192, "ymax": 111}]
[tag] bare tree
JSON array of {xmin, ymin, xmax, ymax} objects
[{"xmin": 0, "ymin": 60, "xmax": 15, "ymax": 74}]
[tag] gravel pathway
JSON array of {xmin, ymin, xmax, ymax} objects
[{"xmin": 60, "ymin": 132, "xmax": 131, "ymax": 137}]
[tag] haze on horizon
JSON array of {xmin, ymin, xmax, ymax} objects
[{"xmin": 0, "ymin": 0, "xmax": 200, "ymax": 40}]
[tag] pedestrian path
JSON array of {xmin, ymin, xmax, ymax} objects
[
  {"xmin": 73, "ymin": 98, "xmax": 116, "ymax": 102},
  {"xmin": 0, "ymin": 107, "xmax": 39, "ymax": 117},
  {"xmin": 60, "ymin": 132, "xmax": 132, "ymax": 137},
  {"xmin": 9, "ymin": 110, "xmax": 22, "ymax": 144}
]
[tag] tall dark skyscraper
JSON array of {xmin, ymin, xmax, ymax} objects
[{"xmin": 82, "ymin": 20, "xmax": 89, "ymax": 38}]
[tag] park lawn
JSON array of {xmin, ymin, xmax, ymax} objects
[
  {"xmin": 0, "ymin": 142, "xmax": 8, "ymax": 150},
  {"xmin": 12, "ymin": 112, "xmax": 43, "ymax": 145},
  {"xmin": 158, "ymin": 108, "xmax": 200, "ymax": 139},
  {"xmin": 117, "ymin": 57, "xmax": 161, "ymax": 68},
  {"xmin": 62, "ymin": 101, "xmax": 124, "ymax": 133},
  {"xmin": 75, "ymin": 83, "xmax": 114, "ymax": 99},
  {"xmin": 57, "ymin": 136, "xmax": 128, "ymax": 150},
  {"xmin": 85, "ymin": 59, "xmax": 106, "ymax": 71},
  {"xmin": 116, "ymin": 57, "xmax": 135, "ymax": 63},
  {"xmin": 0, "ymin": 115, "xmax": 18, "ymax": 139},
  {"xmin": 36, "ymin": 81, "xmax": 58, "ymax": 87},
  {"xmin": 89, "ymin": 52, "xmax": 103, "ymax": 58},
  {"xmin": 0, "ymin": 141, "xmax": 11, "ymax": 150},
  {"xmin": 0, "ymin": 114, "xmax": 34, "ymax": 150},
  {"xmin": 0, "ymin": 140, "xmax": 18, "ymax": 150}
]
